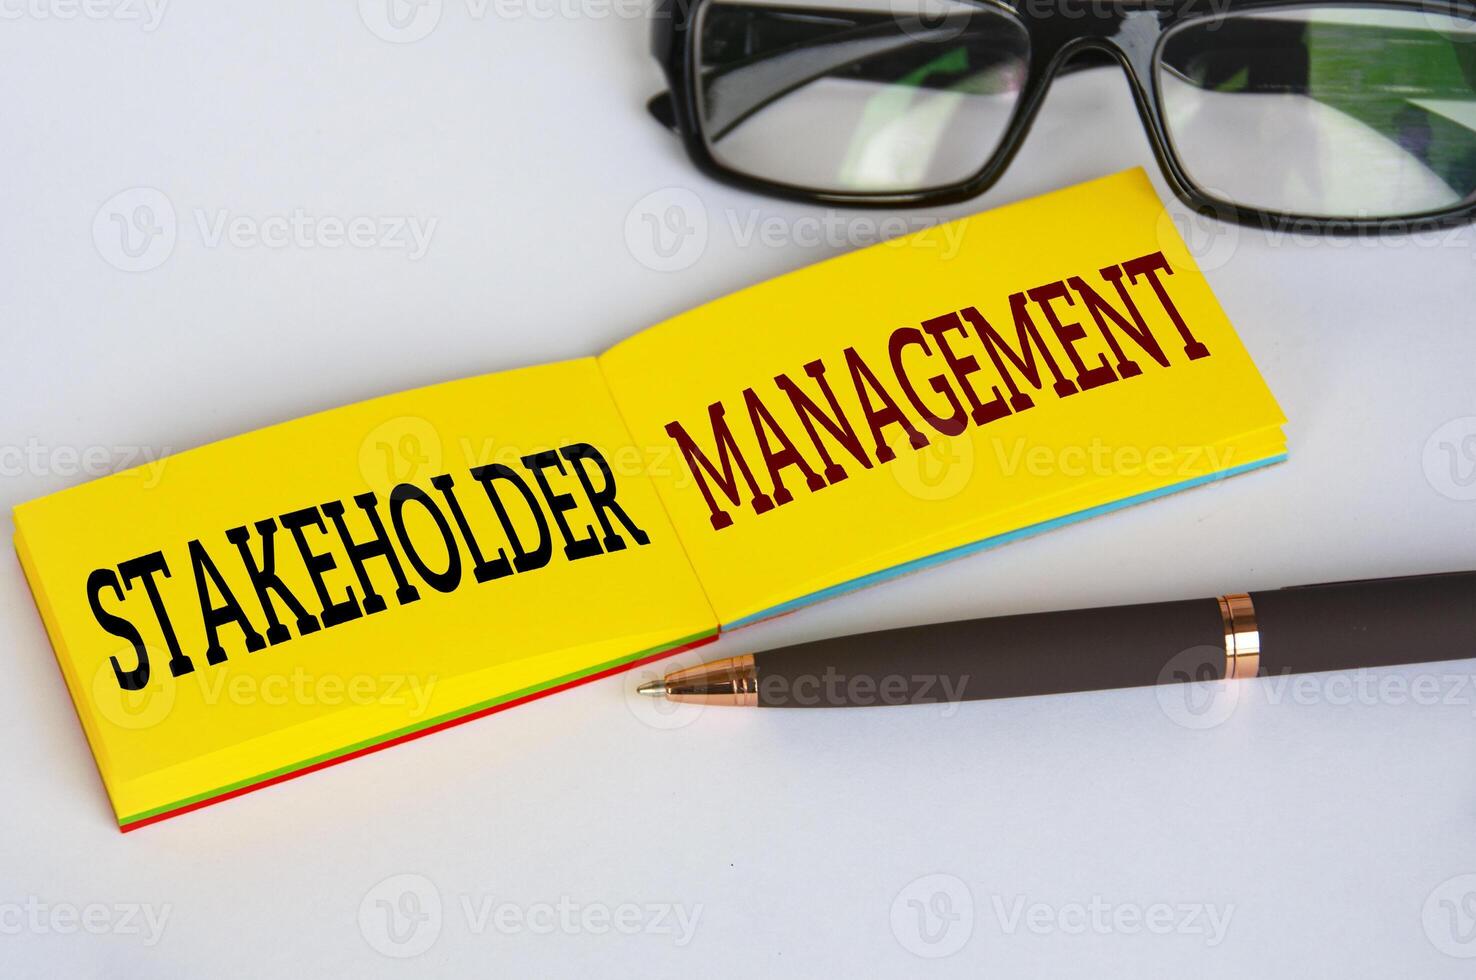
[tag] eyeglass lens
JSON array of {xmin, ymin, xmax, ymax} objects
[
  {"xmin": 1158, "ymin": 5, "xmax": 1476, "ymax": 219},
  {"xmin": 697, "ymin": 0, "xmax": 1031, "ymax": 194},
  {"xmin": 694, "ymin": 0, "xmax": 1476, "ymax": 218}
]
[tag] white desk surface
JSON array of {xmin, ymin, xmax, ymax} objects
[{"xmin": 2, "ymin": 5, "xmax": 1475, "ymax": 977}]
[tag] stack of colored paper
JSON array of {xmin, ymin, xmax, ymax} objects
[{"xmin": 14, "ymin": 170, "xmax": 1286, "ymax": 829}]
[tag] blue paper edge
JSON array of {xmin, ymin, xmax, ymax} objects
[{"xmin": 722, "ymin": 453, "xmax": 1288, "ymax": 631}]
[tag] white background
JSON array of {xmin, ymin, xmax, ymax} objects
[{"xmin": 2, "ymin": 3, "xmax": 1476, "ymax": 977}]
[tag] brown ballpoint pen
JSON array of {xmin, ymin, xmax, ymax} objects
[{"xmin": 637, "ymin": 571, "xmax": 1476, "ymax": 708}]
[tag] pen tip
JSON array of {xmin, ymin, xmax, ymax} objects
[{"xmin": 637, "ymin": 680, "xmax": 667, "ymax": 698}]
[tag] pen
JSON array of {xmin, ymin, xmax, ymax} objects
[{"xmin": 637, "ymin": 571, "xmax": 1476, "ymax": 707}]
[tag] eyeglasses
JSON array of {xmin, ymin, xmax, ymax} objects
[{"xmin": 647, "ymin": 0, "xmax": 1476, "ymax": 230}]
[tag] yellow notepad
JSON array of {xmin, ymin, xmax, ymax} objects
[
  {"xmin": 14, "ymin": 170, "xmax": 1286, "ymax": 830},
  {"xmin": 600, "ymin": 172, "xmax": 1286, "ymax": 626}
]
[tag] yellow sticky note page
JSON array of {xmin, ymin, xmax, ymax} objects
[
  {"xmin": 14, "ymin": 358, "xmax": 717, "ymax": 829},
  {"xmin": 15, "ymin": 169, "xmax": 1289, "ymax": 831},
  {"xmin": 599, "ymin": 170, "xmax": 1287, "ymax": 628}
]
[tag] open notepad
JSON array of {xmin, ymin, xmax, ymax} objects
[{"xmin": 14, "ymin": 170, "xmax": 1286, "ymax": 829}]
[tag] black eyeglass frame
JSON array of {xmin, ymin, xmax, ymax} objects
[{"xmin": 648, "ymin": 0, "xmax": 1476, "ymax": 232}]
